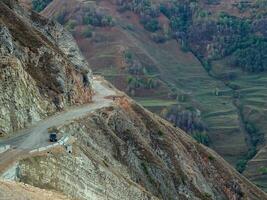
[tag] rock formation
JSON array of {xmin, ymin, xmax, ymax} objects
[{"xmin": 0, "ymin": 0, "xmax": 92, "ymax": 135}]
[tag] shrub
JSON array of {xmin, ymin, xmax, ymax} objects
[
  {"xmin": 32, "ymin": 0, "xmax": 52, "ymax": 12},
  {"xmin": 56, "ymin": 10, "xmax": 67, "ymax": 25},
  {"xmin": 193, "ymin": 132, "xmax": 210, "ymax": 146},
  {"xmin": 140, "ymin": 17, "xmax": 160, "ymax": 32},
  {"xmin": 124, "ymin": 51, "xmax": 133, "ymax": 62},
  {"xmin": 236, "ymin": 159, "xmax": 247, "ymax": 173},
  {"xmin": 208, "ymin": 155, "xmax": 215, "ymax": 161},
  {"xmin": 65, "ymin": 20, "xmax": 77, "ymax": 32},
  {"xmin": 83, "ymin": 10, "xmax": 114, "ymax": 27},
  {"xmin": 258, "ymin": 167, "xmax": 267, "ymax": 175},
  {"xmin": 202, "ymin": 193, "xmax": 213, "ymax": 200},
  {"xmin": 151, "ymin": 33, "xmax": 167, "ymax": 43},
  {"xmin": 158, "ymin": 130, "xmax": 164, "ymax": 136},
  {"xmin": 82, "ymin": 27, "xmax": 93, "ymax": 38}
]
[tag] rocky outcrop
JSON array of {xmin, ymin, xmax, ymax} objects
[
  {"xmin": 0, "ymin": 0, "xmax": 93, "ymax": 135},
  {"xmin": 0, "ymin": 56, "xmax": 52, "ymax": 135},
  {"xmin": 19, "ymin": 97, "xmax": 267, "ymax": 200}
]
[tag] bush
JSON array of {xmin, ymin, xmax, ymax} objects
[
  {"xmin": 193, "ymin": 132, "xmax": 210, "ymax": 146},
  {"xmin": 245, "ymin": 122, "xmax": 262, "ymax": 146},
  {"xmin": 32, "ymin": 0, "xmax": 52, "ymax": 12},
  {"xmin": 82, "ymin": 27, "xmax": 93, "ymax": 38},
  {"xmin": 236, "ymin": 159, "xmax": 247, "ymax": 173},
  {"xmin": 258, "ymin": 167, "xmax": 267, "ymax": 175},
  {"xmin": 56, "ymin": 10, "xmax": 67, "ymax": 25},
  {"xmin": 208, "ymin": 155, "xmax": 215, "ymax": 161},
  {"xmin": 151, "ymin": 33, "xmax": 167, "ymax": 43},
  {"xmin": 65, "ymin": 20, "xmax": 77, "ymax": 32},
  {"xmin": 158, "ymin": 130, "xmax": 164, "ymax": 136},
  {"xmin": 124, "ymin": 51, "xmax": 133, "ymax": 62},
  {"xmin": 140, "ymin": 17, "xmax": 160, "ymax": 32},
  {"xmin": 83, "ymin": 10, "xmax": 114, "ymax": 27}
]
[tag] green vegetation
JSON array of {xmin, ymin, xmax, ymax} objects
[
  {"xmin": 82, "ymin": 27, "xmax": 93, "ymax": 38},
  {"xmin": 136, "ymin": 98, "xmax": 177, "ymax": 107},
  {"xmin": 158, "ymin": 1, "xmax": 267, "ymax": 73},
  {"xmin": 151, "ymin": 33, "xmax": 167, "ymax": 43},
  {"xmin": 158, "ymin": 130, "xmax": 164, "ymax": 137},
  {"xmin": 160, "ymin": 2, "xmax": 191, "ymax": 34},
  {"xmin": 65, "ymin": 20, "xmax": 77, "ymax": 32},
  {"xmin": 162, "ymin": 106, "xmax": 208, "ymax": 141},
  {"xmin": 123, "ymin": 50, "xmax": 160, "ymax": 94},
  {"xmin": 245, "ymin": 122, "xmax": 263, "ymax": 147},
  {"xmin": 32, "ymin": 0, "xmax": 52, "ymax": 12},
  {"xmin": 233, "ymin": 38, "xmax": 267, "ymax": 72},
  {"xmin": 236, "ymin": 159, "xmax": 247, "ymax": 173},
  {"xmin": 141, "ymin": 162, "xmax": 156, "ymax": 185},
  {"xmin": 127, "ymin": 75, "xmax": 158, "ymax": 90},
  {"xmin": 258, "ymin": 167, "xmax": 267, "ymax": 175},
  {"xmin": 208, "ymin": 155, "xmax": 215, "ymax": 161},
  {"xmin": 140, "ymin": 17, "xmax": 160, "ymax": 32},
  {"xmin": 124, "ymin": 51, "xmax": 133, "ymax": 61},
  {"xmin": 202, "ymin": 193, "xmax": 213, "ymax": 200},
  {"xmin": 116, "ymin": 0, "xmax": 161, "ymax": 32},
  {"xmin": 235, "ymin": 120, "xmax": 260, "ymax": 173},
  {"xmin": 83, "ymin": 8, "xmax": 114, "ymax": 27},
  {"xmin": 193, "ymin": 132, "xmax": 210, "ymax": 146},
  {"xmin": 56, "ymin": 10, "xmax": 67, "ymax": 25}
]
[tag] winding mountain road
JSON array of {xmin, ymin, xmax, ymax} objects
[{"xmin": 0, "ymin": 77, "xmax": 116, "ymax": 172}]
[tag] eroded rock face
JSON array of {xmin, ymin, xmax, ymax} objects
[
  {"xmin": 0, "ymin": 1, "xmax": 93, "ymax": 135},
  {"xmin": 0, "ymin": 56, "xmax": 52, "ymax": 135},
  {"xmin": 19, "ymin": 98, "xmax": 267, "ymax": 200},
  {"xmin": 0, "ymin": 26, "xmax": 13, "ymax": 55}
]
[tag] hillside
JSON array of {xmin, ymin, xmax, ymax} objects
[
  {"xmin": 28, "ymin": 0, "xmax": 267, "ymax": 192},
  {"xmin": 0, "ymin": 0, "xmax": 93, "ymax": 136},
  {"xmin": 0, "ymin": 0, "xmax": 267, "ymax": 199}
]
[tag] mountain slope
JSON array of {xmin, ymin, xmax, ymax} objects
[
  {"xmin": 0, "ymin": 1, "xmax": 267, "ymax": 199},
  {"xmin": 39, "ymin": 0, "xmax": 248, "ymax": 166},
  {"xmin": 35, "ymin": 0, "xmax": 267, "ymax": 191},
  {"xmin": 18, "ymin": 93, "xmax": 267, "ymax": 200}
]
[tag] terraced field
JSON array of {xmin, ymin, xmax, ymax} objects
[
  {"xmin": 212, "ymin": 60, "xmax": 267, "ymax": 191},
  {"xmin": 108, "ymin": 13, "xmax": 249, "ymax": 165}
]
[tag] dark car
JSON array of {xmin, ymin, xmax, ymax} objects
[{"xmin": 49, "ymin": 133, "xmax": 58, "ymax": 142}]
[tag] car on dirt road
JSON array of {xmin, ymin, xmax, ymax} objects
[
  {"xmin": 48, "ymin": 126, "xmax": 58, "ymax": 142},
  {"xmin": 49, "ymin": 133, "xmax": 58, "ymax": 142}
]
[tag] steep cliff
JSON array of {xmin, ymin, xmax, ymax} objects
[
  {"xmin": 0, "ymin": 0, "xmax": 92, "ymax": 136},
  {"xmin": 19, "ymin": 96, "xmax": 267, "ymax": 200}
]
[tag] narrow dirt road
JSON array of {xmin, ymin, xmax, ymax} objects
[{"xmin": 0, "ymin": 77, "xmax": 116, "ymax": 171}]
